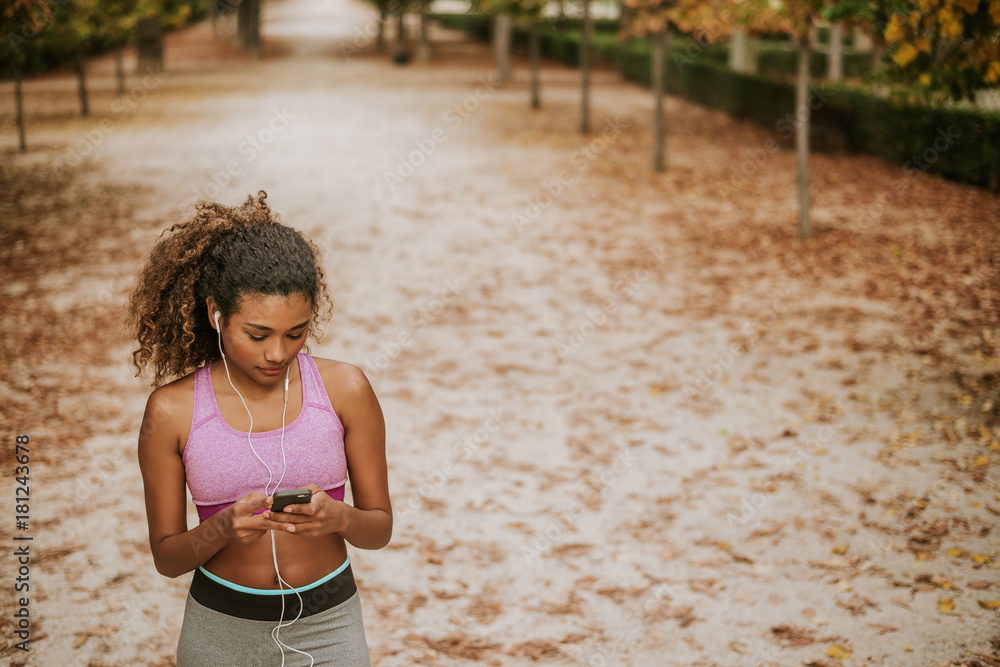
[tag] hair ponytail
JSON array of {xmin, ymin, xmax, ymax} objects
[{"xmin": 127, "ymin": 192, "xmax": 332, "ymax": 386}]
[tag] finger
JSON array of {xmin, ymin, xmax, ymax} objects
[{"xmin": 258, "ymin": 515, "xmax": 298, "ymax": 532}]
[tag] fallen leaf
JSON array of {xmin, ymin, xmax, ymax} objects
[
  {"xmin": 974, "ymin": 453, "xmax": 989, "ymax": 467},
  {"xmin": 946, "ymin": 547, "xmax": 965, "ymax": 557},
  {"xmin": 826, "ymin": 644, "xmax": 852, "ymax": 659},
  {"xmin": 978, "ymin": 599, "xmax": 1000, "ymax": 611},
  {"xmin": 938, "ymin": 597, "xmax": 955, "ymax": 613},
  {"xmin": 967, "ymin": 580, "xmax": 992, "ymax": 590},
  {"xmin": 971, "ymin": 554, "xmax": 991, "ymax": 564},
  {"xmin": 831, "ymin": 545, "xmax": 848, "ymax": 555}
]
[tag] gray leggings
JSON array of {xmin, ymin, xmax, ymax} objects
[{"xmin": 176, "ymin": 588, "xmax": 371, "ymax": 666}]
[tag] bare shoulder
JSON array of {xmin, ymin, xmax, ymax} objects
[
  {"xmin": 139, "ymin": 372, "xmax": 196, "ymax": 453},
  {"xmin": 311, "ymin": 357, "xmax": 382, "ymax": 426},
  {"xmin": 311, "ymin": 357, "xmax": 374, "ymax": 400}
]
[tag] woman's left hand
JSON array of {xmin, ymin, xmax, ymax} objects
[{"xmin": 264, "ymin": 484, "xmax": 350, "ymax": 537}]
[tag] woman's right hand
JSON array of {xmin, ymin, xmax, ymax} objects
[{"xmin": 220, "ymin": 491, "xmax": 279, "ymax": 544}]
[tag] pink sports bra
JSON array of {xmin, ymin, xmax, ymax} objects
[{"xmin": 183, "ymin": 353, "xmax": 348, "ymax": 522}]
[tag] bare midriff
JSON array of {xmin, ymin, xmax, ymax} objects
[{"xmin": 202, "ymin": 529, "xmax": 349, "ymax": 589}]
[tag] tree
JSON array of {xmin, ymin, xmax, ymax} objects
[
  {"xmin": 38, "ymin": 0, "xmax": 100, "ymax": 117},
  {"xmin": 622, "ymin": 0, "xmax": 735, "ymax": 170},
  {"xmin": 1, "ymin": 0, "xmax": 53, "ymax": 151},
  {"xmin": 98, "ymin": 0, "xmax": 140, "ymax": 96},
  {"xmin": 881, "ymin": 0, "xmax": 1000, "ymax": 99},
  {"xmin": 472, "ymin": 0, "xmax": 547, "ymax": 98},
  {"xmin": 728, "ymin": 0, "xmax": 820, "ymax": 238},
  {"xmin": 580, "ymin": 0, "xmax": 591, "ymax": 133}
]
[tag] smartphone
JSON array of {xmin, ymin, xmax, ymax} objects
[{"xmin": 271, "ymin": 488, "xmax": 312, "ymax": 513}]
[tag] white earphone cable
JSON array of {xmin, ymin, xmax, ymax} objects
[{"xmin": 215, "ymin": 311, "xmax": 313, "ymax": 667}]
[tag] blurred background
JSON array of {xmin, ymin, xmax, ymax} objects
[{"xmin": 2, "ymin": 0, "xmax": 999, "ymax": 665}]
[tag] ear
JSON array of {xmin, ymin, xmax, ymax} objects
[{"xmin": 206, "ymin": 297, "xmax": 219, "ymax": 330}]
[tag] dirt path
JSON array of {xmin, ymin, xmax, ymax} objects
[{"xmin": 2, "ymin": 0, "xmax": 999, "ymax": 665}]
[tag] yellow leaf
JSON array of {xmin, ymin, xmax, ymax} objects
[
  {"xmin": 892, "ymin": 42, "xmax": 920, "ymax": 67},
  {"xmin": 935, "ymin": 579, "xmax": 953, "ymax": 590},
  {"xmin": 831, "ymin": 545, "xmax": 848, "ymax": 555},
  {"xmin": 826, "ymin": 645, "xmax": 852, "ymax": 660},
  {"xmin": 920, "ymin": 73, "xmax": 932, "ymax": 86},
  {"xmin": 972, "ymin": 554, "xmax": 991, "ymax": 564},
  {"xmin": 947, "ymin": 547, "xmax": 964, "ymax": 557},
  {"xmin": 979, "ymin": 599, "xmax": 1000, "ymax": 611},
  {"xmin": 956, "ymin": 394, "xmax": 973, "ymax": 405},
  {"xmin": 938, "ymin": 597, "xmax": 955, "ymax": 613},
  {"xmin": 986, "ymin": 61, "xmax": 1000, "ymax": 85},
  {"xmin": 974, "ymin": 453, "xmax": 990, "ymax": 467}
]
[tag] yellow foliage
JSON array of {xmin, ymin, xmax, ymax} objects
[
  {"xmin": 885, "ymin": 14, "xmax": 906, "ymax": 42},
  {"xmin": 991, "ymin": 0, "xmax": 1000, "ymax": 24},
  {"xmin": 986, "ymin": 60, "xmax": 1000, "ymax": 84},
  {"xmin": 893, "ymin": 42, "xmax": 920, "ymax": 66},
  {"xmin": 956, "ymin": 0, "xmax": 979, "ymax": 13}
]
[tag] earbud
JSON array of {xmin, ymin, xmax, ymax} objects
[{"xmin": 214, "ymin": 311, "xmax": 221, "ymax": 327}]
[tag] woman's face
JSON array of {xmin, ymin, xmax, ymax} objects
[{"xmin": 210, "ymin": 292, "xmax": 313, "ymax": 387}]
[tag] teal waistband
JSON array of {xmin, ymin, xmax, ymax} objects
[{"xmin": 197, "ymin": 556, "xmax": 350, "ymax": 596}]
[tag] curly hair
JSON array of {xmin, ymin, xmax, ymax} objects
[{"xmin": 127, "ymin": 192, "xmax": 333, "ymax": 386}]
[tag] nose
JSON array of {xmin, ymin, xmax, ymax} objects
[{"xmin": 264, "ymin": 337, "xmax": 285, "ymax": 364}]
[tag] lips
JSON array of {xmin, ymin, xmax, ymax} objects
[{"xmin": 260, "ymin": 367, "xmax": 284, "ymax": 376}]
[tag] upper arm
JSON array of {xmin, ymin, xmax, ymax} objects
[
  {"xmin": 137, "ymin": 383, "xmax": 191, "ymax": 557},
  {"xmin": 321, "ymin": 361, "xmax": 391, "ymax": 519}
]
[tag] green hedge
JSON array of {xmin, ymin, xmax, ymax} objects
[{"xmin": 434, "ymin": 13, "xmax": 999, "ymax": 191}]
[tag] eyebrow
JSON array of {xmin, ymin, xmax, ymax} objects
[{"xmin": 245, "ymin": 320, "xmax": 310, "ymax": 332}]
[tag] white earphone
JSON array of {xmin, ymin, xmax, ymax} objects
[{"xmin": 214, "ymin": 310, "xmax": 311, "ymax": 666}]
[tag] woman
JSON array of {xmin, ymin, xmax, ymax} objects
[{"xmin": 129, "ymin": 192, "xmax": 391, "ymax": 666}]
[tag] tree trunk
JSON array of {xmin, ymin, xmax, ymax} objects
[
  {"xmin": 652, "ymin": 30, "xmax": 665, "ymax": 171},
  {"xmin": 580, "ymin": 0, "xmax": 591, "ymax": 134},
  {"xmin": 115, "ymin": 44, "xmax": 126, "ymax": 96},
  {"xmin": 247, "ymin": 0, "xmax": 261, "ymax": 58},
  {"xmin": 395, "ymin": 9, "xmax": 406, "ymax": 58},
  {"xmin": 377, "ymin": 9, "xmax": 385, "ymax": 52},
  {"xmin": 795, "ymin": 35, "xmax": 812, "ymax": 239},
  {"xmin": 137, "ymin": 16, "xmax": 164, "ymax": 73},
  {"xmin": 494, "ymin": 14, "xmax": 511, "ymax": 84},
  {"xmin": 238, "ymin": 0, "xmax": 249, "ymax": 49},
  {"xmin": 728, "ymin": 29, "xmax": 758, "ymax": 74},
  {"xmin": 75, "ymin": 51, "xmax": 89, "ymax": 117},
  {"xmin": 15, "ymin": 68, "xmax": 26, "ymax": 152},
  {"xmin": 530, "ymin": 19, "xmax": 540, "ymax": 109},
  {"xmin": 417, "ymin": 0, "xmax": 430, "ymax": 63},
  {"xmin": 827, "ymin": 20, "xmax": 843, "ymax": 81},
  {"xmin": 209, "ymin": 0, "xmax": 217, "ymax": 37}
]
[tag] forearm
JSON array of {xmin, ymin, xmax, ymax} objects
[
  {"xmin": 152, "ymin": 510, "xmax": 234, "ymax": 578},
  {"xmin": 338, "ymin": 505, "xmax": 392, "ymax": 550}
]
